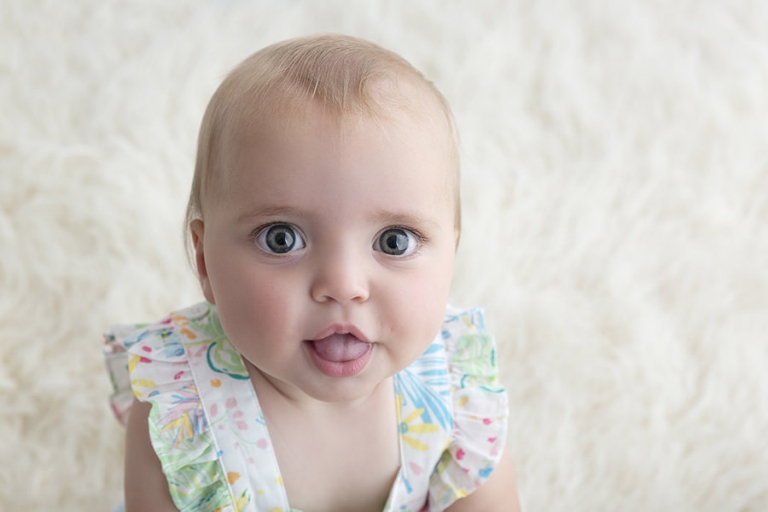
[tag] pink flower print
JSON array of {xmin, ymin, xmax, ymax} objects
[
  {"xmin": 139, "ymin": 345, "xmax": 152, "ymax": 363},
  {"xmin": 226, "ymin": 397, "xmax": 238, "ymax": 409}
]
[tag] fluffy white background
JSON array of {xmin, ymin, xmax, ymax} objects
[{"xmin": 1, "ymin": 0, "xmax": 767, "ymax": 510}]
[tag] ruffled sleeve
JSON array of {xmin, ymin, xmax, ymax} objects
[
  {"xmin": 104, "ymin": 305, "xmax": 234, "ymax": 512},
  {"xmin": 103, "ymin": 322, "xmax": 147, "ymax": 426},
  {"xmin": 428, "ymin": 306, "xmax": 509, "ymax": 510}
]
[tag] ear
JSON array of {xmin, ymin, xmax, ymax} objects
[{"xmin": 190, "ymin": 219, "xmax": 215, "ymax": 304}]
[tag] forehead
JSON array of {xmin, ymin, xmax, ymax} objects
[{"xmin": 210, "ymin": 99, "xmax": 455, "ymax": 223}]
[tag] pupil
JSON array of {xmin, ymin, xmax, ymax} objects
[
  {"xmin": 382, "ymin": 229, "xmax": 407, "ymax": 255},
  {"xmin": 267, "ymin": 226, "xmax": 294, "ymax": 253}
]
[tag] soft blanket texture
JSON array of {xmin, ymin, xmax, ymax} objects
[{"xmin": 2, "ymin": 1, "xmax": 767, "ymax": 510}]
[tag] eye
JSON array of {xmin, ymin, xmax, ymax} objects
[
  {"xmin": 374, "ymin": 228, "xmax": 418, "ymax": 256},
  {"xmin": 255, "ymin": 224, "xmax": 305, "ymax": 254}
]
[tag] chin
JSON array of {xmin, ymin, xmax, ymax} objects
[{"xmin": 307, "ymin": 376, "xmax": 385, "ymax": 404}]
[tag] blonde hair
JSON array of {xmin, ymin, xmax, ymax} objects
[{"xmin": 185, "ymin": 33, "xmax": 461, "ymax": 252}]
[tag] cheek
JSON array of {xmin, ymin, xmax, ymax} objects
[
  {"xmin": 206, "ymin": 251, "xmax": 299, "ymax": 339},
  {"xmin": 386, "ymin": 256, "xmax": 455, "ymax": 342}
]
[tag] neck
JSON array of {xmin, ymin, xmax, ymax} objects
[{"xmin": 244, "ymin": 358, "xmax": 392, "ymax": 416}]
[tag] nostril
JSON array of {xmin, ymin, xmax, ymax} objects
[{"xmin": 310, "ymin": 277, "xmax": 369, "ymax": 304}]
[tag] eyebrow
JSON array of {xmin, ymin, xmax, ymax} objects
[
  {"xmin": 369, "ymin": 209, "xmax": 443, "ymax": 233},
  {"xmin": 235, "ymin": 205, "xmax": 311, "ymax": 224},
  {"xmin": 236, "ymin": 204, "xmax": 442, "ymax": 232}
]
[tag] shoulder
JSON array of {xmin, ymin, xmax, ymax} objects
[
  {"xmin": 442, "ymin": 452, "xmax": 521, "ymax": 512},
  {"xmin": 124, "ymin": 399, "xmax": 179, "ymax": 511}
]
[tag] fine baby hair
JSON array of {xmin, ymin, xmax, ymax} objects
[{"xmin": 105, "ymin": 33, "xmax": 519, "ymax": 512}]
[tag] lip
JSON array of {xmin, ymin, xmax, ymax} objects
[
  {"xmin": 305, "ymin": 323, "xmax": 373, "ymax": 378},
  {"xmin": 311, "ymin": 323, "xmax": 371, "ymax": 343}
]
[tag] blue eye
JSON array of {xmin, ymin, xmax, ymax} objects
[
  {"xmin": 256, "ymin": 224, "xmax": 305, "ymax": 254},
  {"xmin": 375, "ymin": 228, "xmax": 418, "ymax": 256}
]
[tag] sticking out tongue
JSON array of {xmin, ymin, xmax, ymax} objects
[{"xmin": 312, "ymin": 334, "xmax": 370, "ymax": 362}]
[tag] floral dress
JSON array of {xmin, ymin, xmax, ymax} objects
[{"xmin": 104, "ymin": 302, "xmax": 508, "ymax": 512}]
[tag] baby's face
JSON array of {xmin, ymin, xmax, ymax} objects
[{"xmin": 192, "ymin": 101, "xmax": 457, "ymax": 404}]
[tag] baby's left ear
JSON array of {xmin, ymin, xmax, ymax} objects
[{"xmin": 190, "ymin": 220, "xmax": 215, "ymax": 304}]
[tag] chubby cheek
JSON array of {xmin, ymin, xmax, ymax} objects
[
  {"xmin": 206, "ymin": 252, "xmax": 300, "ymax": 353},
  {"xmin": 385, "ymin": 260, "xmax": 454, "ymax": 353}
]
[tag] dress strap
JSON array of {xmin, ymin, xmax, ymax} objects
[{"xmin": 178, "ymin": 303, "xmax": 292, "ymax": 512}]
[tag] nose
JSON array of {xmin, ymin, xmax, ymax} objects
[{"xmin": 309, "ymin": 245, "xmax": 370, "ymax": 304}]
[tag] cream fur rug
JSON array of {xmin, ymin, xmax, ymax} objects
[{"xmin": 2, "ymin": 0, "xmax": 767, "ymax": 510}]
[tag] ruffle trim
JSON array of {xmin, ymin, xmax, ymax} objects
[
  {"xmin": 105, "ymin": 305, "xmax": 235, "ymax": 512},
  {"xmin": 429, "ymin": 307, "xmax": 509, "ymax": 510},
  {"xmin": 104, "ymin": 322, "xmax": 145, "ymax": 427}
]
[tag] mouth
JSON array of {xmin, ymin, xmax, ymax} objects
[{"xmin": 306, "ymin": 329, "xmax": 374, "ymax": 378}]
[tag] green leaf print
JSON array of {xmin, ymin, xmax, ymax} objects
[
  {"xmin": 189, "ymin": 306, "xmax": 226, "ymax": 340},
  {"xmin": 188, "ymin": 306, "xmax": 249, "ymax": 380},
  {"xmin": 206, "ymin": 339, "xmax": 249, "ymax": 380},
  {"xmin": 455, "ymin": 334, "xmax": 503, "ymax": 392},
  {"xmin": 167, "ymin": 460, "xmax": 232, "ymax": 512}
]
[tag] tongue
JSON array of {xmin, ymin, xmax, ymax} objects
[{"xmin": 312, "ymin": 334, "xmax": 370, "ymax": 362}]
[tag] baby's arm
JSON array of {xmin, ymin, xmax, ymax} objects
[
  {"xmin": 124, "ymin": 398, "xmax": 180, "ymax": 512},
  {"xmin": 444, "ymin": 448, "xmax": 521, "ymax": 512}
]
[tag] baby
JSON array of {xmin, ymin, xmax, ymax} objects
[{"xmin": 104, "ymin": 34, "xmax": 521, "ymax": 512}]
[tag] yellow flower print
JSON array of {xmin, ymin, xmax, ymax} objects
[
  {"xmin": 130, "ymin": 377, "xmax": 157, "ymax": 399},
  {"xmin": 128, "ymin": 354, "xmax": 141, "ymax": 374},
  {"xmin": 396, "ymin": 394, "xmax": 439, "ymax": 451}
]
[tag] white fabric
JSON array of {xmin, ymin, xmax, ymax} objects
[
  {"xmin": 109, "ymin": 303, "xmax": 506, "ymax": 511},
  {"xmin": 1, "ymin": 1, "xmax": 767, "ymax": 511}
]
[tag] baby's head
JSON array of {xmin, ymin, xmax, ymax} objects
[
  {"xmin": 185, "ymin": 33, "xmax": 460, "ymax": 244},
  {"xmin": 186, "ymin": 34, "xmax": 463, "ymax": 402}
]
